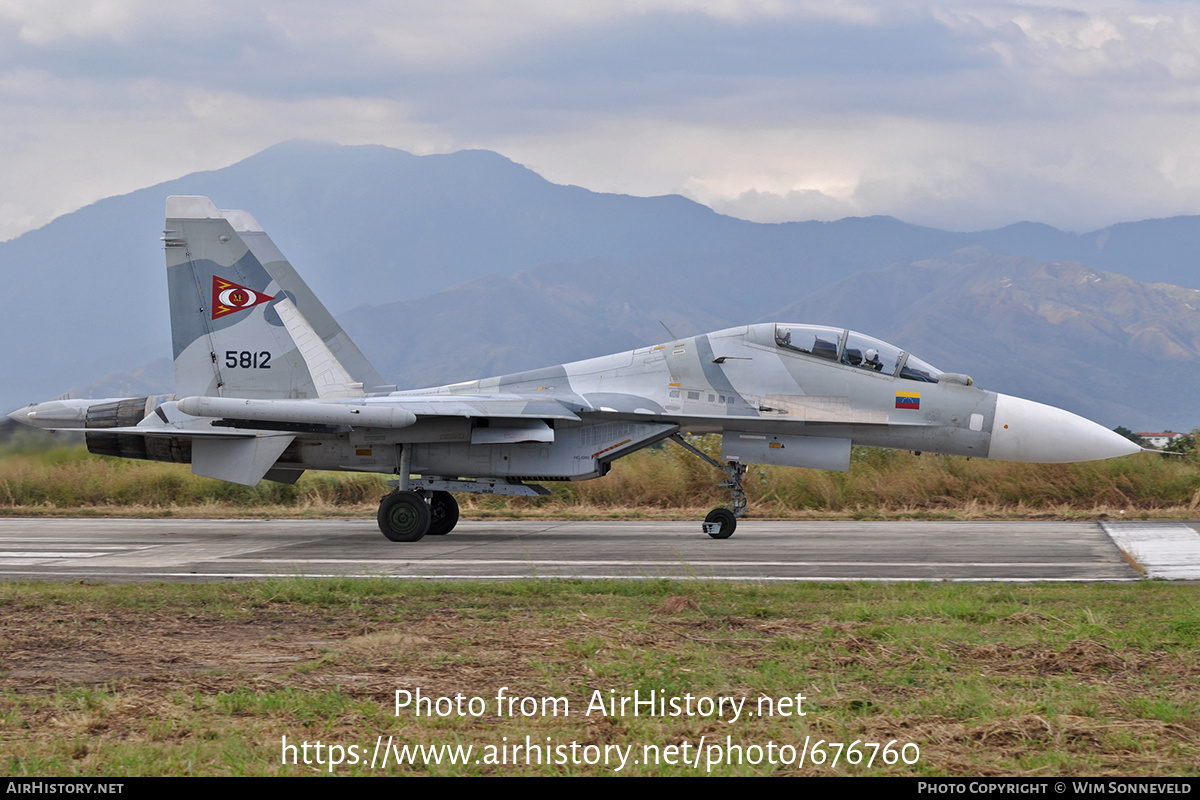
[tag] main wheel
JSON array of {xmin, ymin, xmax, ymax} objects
[
  {"xmin": 377, "ymin": 491, "xmax": 430, "ymax": 542},
  {"xmin": 703, "ymin": 508, "xmax": 737, "ymax": 539},
  {"xmin": 426, "ymin": 491, "xmax": 460, "ymax": 536}
]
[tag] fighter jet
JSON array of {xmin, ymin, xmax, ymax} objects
[{"xmin": 8, "ymin": 196, "xmax": 1141, "ymax": 541}]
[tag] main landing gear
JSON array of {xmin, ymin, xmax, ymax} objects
[
  {"xmin": 377, "ymin": 489, "xmax": 460, "ymax": 542},
  {"xmin": 377, "ymin": 445, "xmax": 460, "ymax": 542},
  {"xmin": 669, "ymin": 434, "xmax": 747, "ymax": 539}
]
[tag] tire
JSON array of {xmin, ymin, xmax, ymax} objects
[
  {"xmin": 426, "ymin": 491, "xmax": 460, "ymax": 536},
  {"xmin": 377, "ymin": 491, "xmax": 430, "ymax": 542},
  {"xmin": 703, "ymin": 508, "xmax": 737, "ymax": 539}
]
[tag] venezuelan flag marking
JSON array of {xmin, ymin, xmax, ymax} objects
[{"xmin": 895, "ymin": 391, "xmax": 921, "ymax": 410}]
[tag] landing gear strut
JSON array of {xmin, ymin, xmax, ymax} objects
[{"xmin": 669, "ymin": 434, "xmax": 747, "ymax": 539}]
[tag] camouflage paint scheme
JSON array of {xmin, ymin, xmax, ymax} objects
[{"xmin": 8, "ymin": 197, "xmax": 1140, "ymax": 541}]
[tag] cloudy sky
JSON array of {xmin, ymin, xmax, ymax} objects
[{"xmin": 2, "ymin": 0, "xmax": 1199, "ymax": 241}]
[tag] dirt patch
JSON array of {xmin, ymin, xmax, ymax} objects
[
  {"xmin": 956, "ymin": 640, "xmax": 1140, "ymax": 676},
  {"xmin": 2, "ymin": 612, "xmax": 335, "ymax": 689},
  {"xmin": 658, "ymin": 596, "xmax": 700, "ymax": 614}
]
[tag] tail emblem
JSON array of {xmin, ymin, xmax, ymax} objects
[{"xmin": 212, "ymin": 276, "xmax": 276, "ymax": 319}]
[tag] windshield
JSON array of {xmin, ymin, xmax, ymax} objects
[
  {"xmin": 898, "ymin": 353, "xmax": 940, "ymax": 383},
  {"xmin": 774, "ymin": 324, "xmax": 941, "ymax": 383}
]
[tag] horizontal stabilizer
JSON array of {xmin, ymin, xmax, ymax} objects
[
  {"xmin": 84, "ymin": 425, "xmax": 260, "ymax": 438},
  {"xmin": 191, "ymin": 434, "xmax": 295, "ymax": 486}
]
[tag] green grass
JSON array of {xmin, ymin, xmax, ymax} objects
[{"xmin": 1, "ymin": 580, "xmax": 1197, "ymax": 776}]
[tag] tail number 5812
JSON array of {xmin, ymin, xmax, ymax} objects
[{"xmin": 225, "ymin": 350, "xmax": 271, "ymax": 369}]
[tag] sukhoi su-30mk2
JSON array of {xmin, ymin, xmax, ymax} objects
[{"xmin": 8, "ymin": 197, "xmax": 1141, "ymax": 541}]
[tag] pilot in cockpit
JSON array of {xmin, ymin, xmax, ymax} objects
[{"xmin": 863, "ymin": 348, "xmax": 884, "ymax": 372}]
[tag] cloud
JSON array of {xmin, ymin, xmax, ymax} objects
[
  {"xmin": 709, "ymin": 188, "xmax": 856, "ymax": 223},
  {"xmin": 2, "ymin": 1, "xmax": 1200, "ymax": 240}
]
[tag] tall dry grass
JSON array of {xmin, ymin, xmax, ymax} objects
[
  {"xmin": 1, "ymin": 437, "xmax": 1197, "ymax": 518},
  {"xmin": 0, "ymin": 448, "xmax": 388, "ymax": 514},
  {"xmin": 548, "ymin": 438, "xmax": 1200, "ymax": 517}
]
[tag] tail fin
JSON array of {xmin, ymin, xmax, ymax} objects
[{"xmin": 163, "ymin": 196, "xmax": 388, "ymax": 399}]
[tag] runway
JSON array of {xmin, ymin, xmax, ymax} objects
[{"xmin": 2, "ymin": 517, "xmax": 1196, "ymax": 582}]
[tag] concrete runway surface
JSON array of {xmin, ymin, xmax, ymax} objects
[{"xmin": 1, "ymin": 517, "xmax": 1196, "ymax": 582}]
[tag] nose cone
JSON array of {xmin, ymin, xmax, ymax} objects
[
  {"xmin": 7, "ymin": 405, "xmax": 35, "ymax": 425},
  {"xmin": 988, "ymin": 394, "xmax": 1142, "ymax": 463}
]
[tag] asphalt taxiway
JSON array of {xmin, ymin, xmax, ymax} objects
[{"xmin": 1, "ymin": 517, "xmax": 1196, "ymax": 583}]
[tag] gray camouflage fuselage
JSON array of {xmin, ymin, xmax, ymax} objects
[{"xmin": 8, "ymin": 196, "xmax": 1140, "ymax": 537}]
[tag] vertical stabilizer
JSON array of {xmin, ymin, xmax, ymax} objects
[{"xmin": 164, "ymin": 196, "xmax": 386, "ymax": 399}]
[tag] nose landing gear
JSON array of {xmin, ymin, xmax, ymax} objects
[{"xmin": 669, "ymin": 434, "xmax": 747, "ymax": 539}]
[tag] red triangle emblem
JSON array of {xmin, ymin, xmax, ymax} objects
[{"xmin": 211, "ymin": 276, "xmax": 276, "ymax": 320}]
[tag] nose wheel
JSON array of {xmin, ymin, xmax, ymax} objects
[
  {"xmin": 669, "ymin": 434, "xmax": 748, "ymax": 539},
  {"xmin": 703, "ymin": 507, "xmax": 738, "ymax": 539}
]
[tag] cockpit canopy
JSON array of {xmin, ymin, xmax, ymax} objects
[{"xmin": 774, "ymin": 324, "xmax": 941, "ymax": 383}]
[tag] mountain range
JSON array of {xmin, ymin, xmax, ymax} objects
[{"xmin": 2, "ymin": 141, "xmax": 1197, "ymax": 431}]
